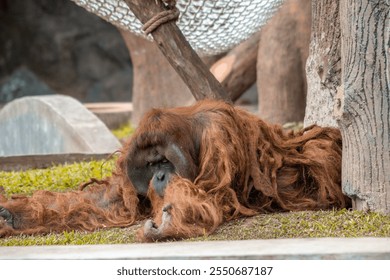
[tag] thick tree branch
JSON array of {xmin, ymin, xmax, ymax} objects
[
  {"xmin": 210, "ymin": 34, "xmax": 259, "ymax": 102},
  {"xmin": 123, "ymin": 0, "xmax": 230, "ymax": 102}
]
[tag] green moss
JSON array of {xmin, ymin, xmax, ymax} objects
[
  {"xmin": 190, "ymin": 209, "xmax": 390, "ymax": 242},
  {"xmin": 0, "ymin": 160, "xmax": 115, "ymax": 197},
  {"xmin": 111, "ymin": 123, "xmax": 134, "ymax": 140},
  {"xmin": 1, "ymin": 209, "xmax": 389, "ymax": 246},
  {"xmin": 0, "ymin": 227, "xmax": 139, "ymax": 246},
  {"xmin": 1, "ymin": 160, "xmax": 390, "ymax": 246},
  {"xmin": 282, "ymin": 122, "xmax": 304, "ymax": 132}
]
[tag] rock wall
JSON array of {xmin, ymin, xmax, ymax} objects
[{"xmin": 0, "ymin": 0, "xmax": 132, "ymax": 103}]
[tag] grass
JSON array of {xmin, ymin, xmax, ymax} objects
[
  {"xmin": 0, "ymin": 227, "xmax": 140, "ymax": 246},
  {"xmin": 1, "ymin": 207, "xmax": 389, "ymax": 246},
  {"xmin": 189, "ymin": 209, "xmax": 390, "ymax": 242},
  {"xmin": 0, "ymin": 160, "xmax": 115, "ymax": 197},
  {"xmin": 111, "ymin": 123, "xmax": 134, "ymax": 141}
]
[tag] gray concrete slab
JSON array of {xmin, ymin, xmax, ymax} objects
[
  {"xmin": 0, "ymin": 238, "xmax": 389, "ymax": 260},
  {"xmin": 0, "ymin": 95, "xmax": 121, "ymax": 156}
]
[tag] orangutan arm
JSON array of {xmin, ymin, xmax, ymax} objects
[
  {"xmin": 0, "ymin": 178, "xmax": 139, "ymax": 237},
  {"xmin": 137, "ymin": 176, "xmax": 225, "ymax": 242}
]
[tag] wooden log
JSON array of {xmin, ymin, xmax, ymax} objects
[
  {"xmin": 337, "ymin": 0, "xmax": 389, "ymax": 213},
  {"xmin": 257, "ymin": 0, "xmax": 311, "ymax": 124},
  {"xmin": 123, "ymin": 0, "xmax": 230, "ymax": 102},
  {"xmin": 210, "ymin": 34, "xmax": 260, "ymax": 102},
  {"xmin": 0, "ymin": 153, "xmax": 112, "ymax": 172},
  {"xmin": 120, "ymin": 30, "xmax": 194, "ymax": 125}
]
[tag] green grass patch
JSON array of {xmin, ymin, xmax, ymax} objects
[
  {"xmin": 189, "ymin": 209, "xmax": 390, "ymax": 242},
  {"xmin": 1, "ymin": 209, "xmax": 389, "ymax": 246},
  {"xmin": 0, "ymin": 160, "xmax": 389, "ymax": 246},
  {"xmin": 0, "ymin": 227, "xmax": 140, "ymax": 246},
  {"xmin": 0, "ymin": 160, "xmax": 115, "ymax": 197},
  {"xmin": 111, "ymin": 123, "xmax": 134, "ymax": 140}
]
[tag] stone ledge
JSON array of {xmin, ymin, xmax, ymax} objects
[
  {"xmin": 0, "ymin": 153, "xmax": 111, "ymax": 171},
  {"xmin": 84, "ymin": 102, "xmax": 133, "ymax": 129},
  {"xmin": 1, "ymin": 238, "xmax": 389, "ymax": 260},
  {"xmin": 0, "ymin": 95, "xmax": 121, "ymax": 156}
]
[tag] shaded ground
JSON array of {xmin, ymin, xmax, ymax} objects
[{"xmin": 1, "ymin": 209, "xmax": 389, "ymax": 246}]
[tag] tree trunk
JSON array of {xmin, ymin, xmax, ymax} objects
[
  {"xmin": 258, "ymin": 0, "xmax": 311, "ymax": 124},
  {"xmin": 120, "ymin": 30, "xmax": 194, "ymax": 125},
  {"xmin": 210, "ymin": 34, "xmax": 260, "ymax": 102},
  {"xmin": 304, "ymin": 0, "xmax": 341, "ymax": 127},
  {"xmin": 306, "ymin": 0, "xmax": 389, "ymax": 213},
  {"xmin": 337, "ymin": 0, "xmax": 389, "ymax": 213},
  {"xmin": 123, "ymin": 0, "xmax": 229, "ymax": 102}
]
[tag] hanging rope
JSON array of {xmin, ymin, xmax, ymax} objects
[{"xmin": 142, "ymin": 0, "xmax": 180, "ymax": 35}]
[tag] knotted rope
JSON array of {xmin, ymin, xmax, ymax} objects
[{"xmin": 142, "ymin": 0, "xmax": 180, "ymax": 35}]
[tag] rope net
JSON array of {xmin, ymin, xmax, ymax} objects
[{"xmin": 71, "ymin": 0, "xmax": 284, "ymax": 55}]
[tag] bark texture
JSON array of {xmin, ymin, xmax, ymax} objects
[
  {"xmin": 304, "ymin": 0, "xmax": 341, "ymax": 127},
  {"xmin": 338, "ymin": 0, "xmax": 389, "ymax": 213}
]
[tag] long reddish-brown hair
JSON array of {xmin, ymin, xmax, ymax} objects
[{"xmin": 0, "ymin": 100, "xmax": 349, "ymax": 241}]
